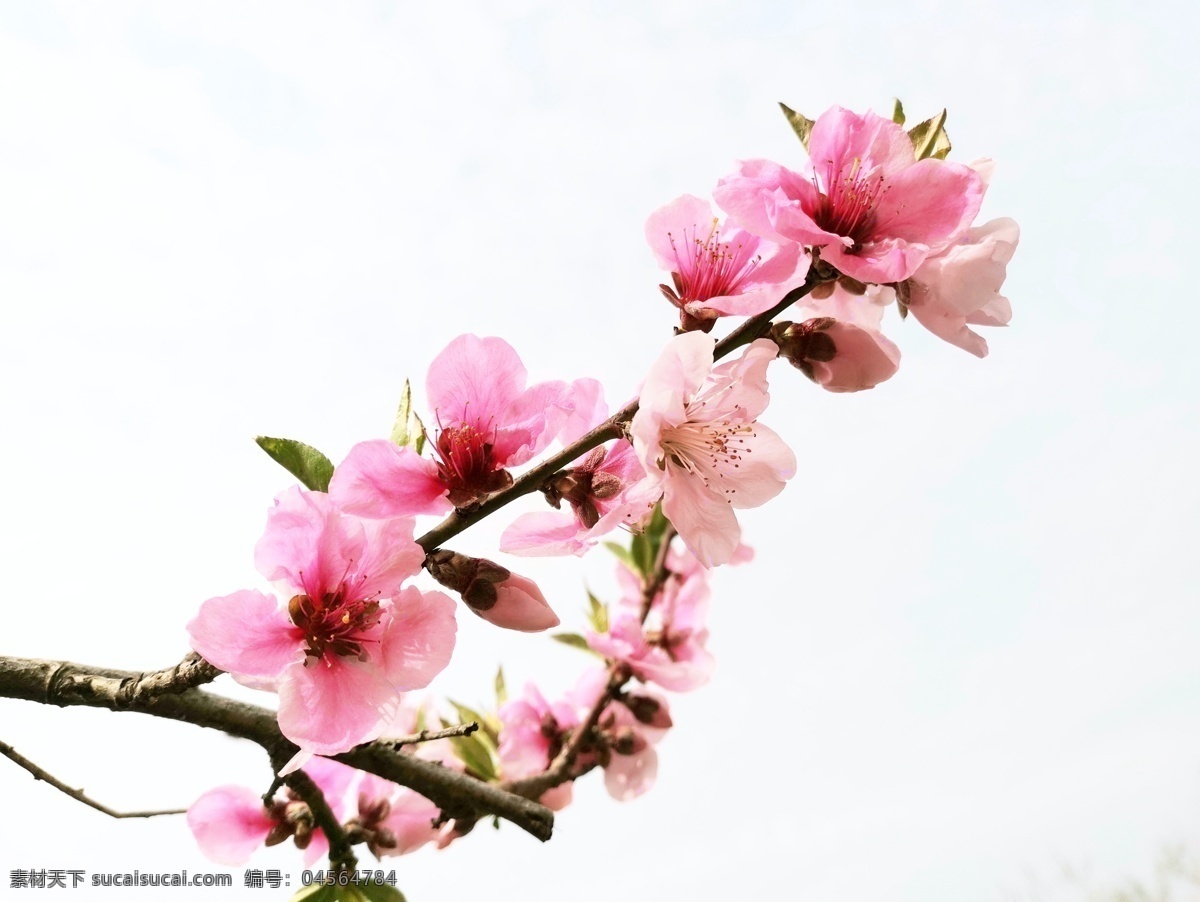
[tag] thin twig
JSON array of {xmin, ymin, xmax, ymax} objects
[
  {"xmin": 0, "ymin": 740, "xmax": 186, "ymax": 819},
  {"xmin": 391, "ymin": 721, "xmax": 478, "ymax": 749}
]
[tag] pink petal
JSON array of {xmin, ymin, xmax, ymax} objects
[
  {"xmin": 492, "ymin": 379, "xmax": 573, "ymax": 466},
  {"xmin": 714, "ymin": 159, "xmax": 818, "ymax": 245},
  {"xmin": 662, "ymin": 472, "xmax": 741, "ymax": 568},
  {"xmin": 355, "ymin": 516, "xmax": 425, "ymax": 599},
  {"xmin": 500, "ymin": 510, "xmax": 588, "ymax": 557},
  {"xmin": 187, "ymin": 589, "xmax": 301, "ymax": 678},
  {"xmin": 253, "ymin": 487, "xmax": 365, "ymax": 599},
  {"xmin": 427, "ymin": 334, "xmax": 526, "ymax": 430},
  {"xmin": 558, "ymin": 378, "xmax": 608, "ymax": 446},
  {"xmin": 379, "ymin": 586, "xmax": 458, "ymax": 689},
  {"xmin": 329, "ymin": 440, "xmax": 450, "ymax": 518},
  {"xmin": 277, "ymin": 657, "xmax": 399, "ymax": 755},
  {"xmin": 644, "ymin": 194, "xmax": 719, "ymax": 272},
  {"xmin": 187, "ymin": 786, "xmax": 274, "ymax": 866},
  {"xmin": 808, "ymin": 106, "xmax": 917, "ymax": 183},
  {"xmin": 874, "ymin": 157, "xmax": 984, "ymax": 252}
]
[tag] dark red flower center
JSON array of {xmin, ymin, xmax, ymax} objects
[
  {"xmin": 813, "ymin": 161, "xmax": 889, "ymax": 252},
  {"xmin": 288, "ymin": 591, "xmax": 382, "ymax": 661},
  {"xmin": 433, "ymin": 421, "xmax": 513, "ymax": 508}
]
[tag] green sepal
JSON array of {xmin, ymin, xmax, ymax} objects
[
  {"xmin": 388, "ymin": 379, "xmax": 426, "ymax": 455},
  {"xmin": 551, "ymin": 632, "xmax": 601, "ymax": 656},
  {"xmin": 255, "ymin": 436, "xmax": 335, "ymax": 492},
  {"xmin": 779, "ymin": 102, "xmax": 815, "ymax": 150},
  {"xmin": 891, "ymin": 98, "xmax": 906, "ymax": 126},
  {"xmin": 494, "ymin": 666, "xmax": 507, "ymax": 706},
  {"xmin": 908, "ymin": 109, "xmax": 952, "ymax": 160}
]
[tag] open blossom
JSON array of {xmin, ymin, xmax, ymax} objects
[
  {"xmin": 188, "ymin": 758, "xmax": 356, "ymax": 866},
  {"xmin": 904, "ymin": 217, "xmax": 1019, "ymax": 357},
  {"xmin": 645, "ymin": 194, "xmax": 810, "ymax": 332},
  {"xmin": 330, "ymin": 334, "xmax": 575, "ymax": 515},
  {"xmin": 630, "ymin": 332, "xmax": 796, "ymax": 567},
  {"xmin": 772, "ymin": 281, "xmax": 901, "ymax": 392},
  {"xmin": 586, "ymin": 558, "xmax": 715, "ymax": 692},
  {"xmin": 187, "ymin": 488, "xmax": 457, "ymax": 758},
  {"xmin": 713, "ymin": 106, "xmax": 984, "ymax": 284},
  {"xmin": 501, "ymin": 382, "xmax": 660, "ymax": 557}
]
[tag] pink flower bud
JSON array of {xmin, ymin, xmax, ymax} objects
[{"xmin": 481, "ymin": 572, "xmax": 560, "ymax": 633}]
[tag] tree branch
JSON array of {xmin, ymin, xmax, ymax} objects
[
  {"xmin": 269, "ymin": 750, "xmax": 357, "ymax": 873},
  {"xmin": 0, "ymin": 740, "xmax": 187, "ymax": 819},
  {"xmin": 113, "ymin": 652, "xmax": 223, "ymax": 707},
  {"xmin": 0, "ymin": 656, "xmax": 553, "ymax": 843}
]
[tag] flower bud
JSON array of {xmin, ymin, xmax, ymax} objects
[{"xmin": 424, "ymin": 549, "xmax": 559, "ymax": 632}]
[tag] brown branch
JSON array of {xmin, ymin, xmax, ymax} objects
[
  {"xmin": 0, "ymin": 739, "xmax": 187, "ymax": 819},
  {"xmin": 0, "ymin": 656, "xmax": 553, "ymax": 843},
  {"xmin": 415, "ymin": 270, "xmax": 827, "ymax": 553},
  {"xmin": 391, "ymin": 721, "xmax": 478, "ymax": 749},
  {"xmin": 270, "ymin": 750, "xmax": 357, "ymax": 874},
  {"xmin": 113, "ymin": 652, "xmax": 223, "ymax": 707}
]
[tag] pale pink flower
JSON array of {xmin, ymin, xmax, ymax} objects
[
  {"xmin": 188, "ymin": 487, "xmax": 457, "ymax": 756},
  {"xmin": 905, "ymin": 217, "xmax": 1019, "ymax": 357},
  {"xmin": 501, "ymin": 383, "xmax": 660, "ymax": 557},
  {"xmin": 587, "ymin": 558, "xmax": 715, "ymax": 692},
  {"xmin": 187, "ymin": 758, "xmax": 356, "ymax": 866},
  {"xmin": 629, "ymin": 332, "xmax": 796, "ymax": 567},
  {"xmin": 713, "ymin": 106, "xmax": 984, "ymax": 284},
  {"xmin": 645, "ymin": 194, "xmax": 810, "ymax": 332},
  {"xmin": 773, "ymin": 282, "xmax": 901, "ymax": 392},
  {"xmin": 331, "ymin": 334, "xmax": 574, "ymax": 515}
]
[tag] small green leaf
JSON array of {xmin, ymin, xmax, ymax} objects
[
  {"xmin": 494, "ymin": 666, "xmax": 507, "ymax": 706},
  {"xmin": 449, "ymin": 731, "xmax": 498, "ymax": 782},
  {"xmin": 551, "ymin": 632, "xmax": 600, "ymax": 656},
  {"xmin": 389, "ymin": 380, "xmax": 426, "ymax": 455},
  {"xmin": 891, "ymin": 98, "xmax": 906, "ymax": 126},
  {"xmin": 586, "ymin": 589, "xmax": 609, "ymax": 634},
  {"xmin": 603, "ymin": 541, "xmax": 635, "ymax": 570},
  {"xmin": 908, "ymin": 109, "xmax": 951, "ymax": 160},
  {"xmin": 779, "ymin": 102, "xmax": 815, "ymax": 150},
  {"xmin": 255, "ymin": 436, "xmax": 334, "ymax": 492},
  {"xmin": 357, "ymin": 882, "xmax": 407, "ymax": 902}
]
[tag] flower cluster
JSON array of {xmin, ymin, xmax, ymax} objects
[{"xmin": 183, "ymin": 99, "xmax": 1016, "ymax": 874}]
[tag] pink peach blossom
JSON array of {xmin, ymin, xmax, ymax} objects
[
  {"xmin": 497, "ymin": 682, "xmax": 580, "ymax": 810},
  {"xmin": 629, "ymin": 332, "xmax": 796, "ymax": 567},
  {"xmin": 187, "ymin": 488, "xmax": 457, "ymax": 757},
  {"xmin": 645, "ymin": 194, "xmax": 810, "ymax": 331},
  {"xmin": 713, "ymin": 107, "xmax": 984, "ymax": 284},
  {"xmin": 331, "ymin": 334, "xmax": 575, "ymax": 515},
  {"xmin": 905, "ymin": 217, "xmax": 1019, "ymax": 357}
]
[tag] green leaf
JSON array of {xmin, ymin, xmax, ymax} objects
[
  {"xmin": 357, "ymin": 882, "xmax": 407, "ymax": 902},
  {"xmin": 586, "ymin": 589, "xmax": 609, "ymax": 634},
  {"xmin": 449, "ymin": 731, "xmax": 498, "ymax": 781},
  {"xmin": 907, "ymin": 109, "xmax": 951, "ymax": 160},
  {"xmin": 891, "ymin": 98, "xmax": 906, "ymax": 126},
  {"xmin": 551, "ymin": 632, "xmax": 600, "ymax": 656},
  {"xmin": 494, "ymin": 666, "xmax": 507, "ymax": 706},
  {"xmin": 255, "ymin": 436, "xmax": 334, "ymax": 492},
  {"xmin": 388, "ymin": 379, "xmax": 426, "ymax": 455},
  {"xmin": 779, "ymin": 102, "xmax": 815, "ymax": 149},
  {"xmin": 603, "ymin": 541, "xmax": 635, "ymax": 570}
]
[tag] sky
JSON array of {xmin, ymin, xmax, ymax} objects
[{"xmin": 1, "ymin": 1, "xmax": 1198, "ymax": 900}]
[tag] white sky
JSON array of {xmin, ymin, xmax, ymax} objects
[{"xmin": 1, "ymin": 2, "xmax": 1197, "ymax": 900}]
